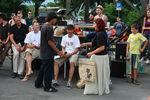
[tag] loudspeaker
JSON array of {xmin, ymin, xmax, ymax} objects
[
  {"xmin": 115, "ymin": 42, "xmax": 127, "ymax": 61},
  {"xmin": 110, "ymin": 60, "xmax": 126, "ymax": 78}
]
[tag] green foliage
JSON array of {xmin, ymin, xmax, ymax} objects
[
  {"xmin": 124, "ymin": 11, "xmax": 140, "ymax": 25},
  {"xmin": 0, "ymin": 0, "xmax": 29, "ymax": 18},
  {"xmin": 103, "ymin": 3, "xmax": 117, "ymax": 24},
  {"xmin": 103, "ymin": 3, "xmax": 141, "ymax": 26},
  {"xmin": 27, "ymin": 5, "xmax": 35, "ymax": 16}
]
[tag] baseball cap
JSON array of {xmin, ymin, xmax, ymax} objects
[{"xmin": 46, "ymin": 12, "xmax": 58, "ymax": 22}]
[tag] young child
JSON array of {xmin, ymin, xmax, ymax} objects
[{"xmin": 126, "ymin": 24, "xmax": 148, "ymax": 85}]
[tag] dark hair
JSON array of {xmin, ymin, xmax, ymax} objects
[
  {"xmin": 145, "ymin": 10, "xmax": 150, "ymax": 21},
  {"xmin": 89, "ymin": 13, "xmax": 95, "ymax": 16},
  {"xmin": 46, "ymin": 12, "xmax": 58, "ymax": 22},
  {"xmin": 94, "ymin": 18, "xmax": 105, "ymax": 31},
  {"xmin": 131, "ymin": 24, "xmax": 139, "ymax": 29},
  {"xmin": 0, "ymin": 13, "xmax": 7, "ymax": 21},
  {"xmin": 67, "ymin": 24, "xmax": 74, "ymax": 30}
]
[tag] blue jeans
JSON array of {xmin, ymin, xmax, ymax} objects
[{"xmin": 141, "ymin": 33, "xmax": 150, "ymax": 59}]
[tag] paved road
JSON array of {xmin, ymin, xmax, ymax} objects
[{"xmin": 0, "ymin": 58, "xmax": 150, "ymax": 100}]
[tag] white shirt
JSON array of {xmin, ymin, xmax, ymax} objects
[
  {"xmin": 24, "ymin": 31, "xmax": 41, "ymax": 46},
  {"xmin": 61, "ymin": 34, "xmax": 80, "ymax": 54}
]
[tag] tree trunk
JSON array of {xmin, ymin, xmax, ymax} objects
[
  {"xmin": 34, "ymin": 3, "xmax": 40, "ymax": 17},
  {"xmin": 84, "ymin": 0, "xmax": 90, "ymax": 22},
  {"xmin": 65, "ymin": 0, "xmax": 71, "ymax": 19},
  {"xmin": 140, "ymin": 0, "xmax": 148, "ymax": 15}
]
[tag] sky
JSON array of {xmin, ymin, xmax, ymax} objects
[
  {"xmin": 42, "ymin": 0, "xmax": 54, "ymax": 4},
  {"xmin": 25, "ymin": 0, "xmax": 54, "ymax": 5}
]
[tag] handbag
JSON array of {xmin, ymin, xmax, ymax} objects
[{"xmin": 78, "ymin": 59, "xmax": 96, "ymax": 82}]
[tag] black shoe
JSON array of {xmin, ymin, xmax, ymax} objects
[
  {"xmin": 132, "ymin": 80, "xmax": 140, "ymax": 85},
  {"xmin": 44, "ymin": 87, "xmax": 58, "ymax": 92},
  {"xmin": 35, "ymin": 84, "xmax": 43, "ymax": 88},
  {"xmin": 126, "ymin": 78, "xmax": 133, "ymax": 83},
  {"xmin": 0, "ymin": 60, "xmax": 3, "ymax": 67},
  {"xmin": 11, "ymin": 73, "xmax": 17, "ymax": 78},
  {"xmin": 18, "ymin": 74, "xmax": 24, "ymax": 79}
]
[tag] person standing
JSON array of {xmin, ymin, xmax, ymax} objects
[
  {"xmin": 113, "ymin": 17, "xmax": 128, "ymax": 37},
  {"xmin": 0, "ymin": 13, "xmax": 11, "ymax": 66},
  {"xmin": 81, "ymin": 18, "xmax": 110, "ymax": 95},
  {"xmin": 126, "ymin": 24, "xmax": 148, "ymax": 85},
  {"xmin": 35, "ymin": 12, "xmax": 63, "ymax": 92},
  {"xmin": 10, "ymin": 16, "xmax": 28, "ymax": 79},
  {"xmin": 141, "ymin": 10, "xmax": 150, "ymax": 64},
  {"xmin": 94, "ymin": 5, "xmax": 108, "ymax": 25},
  {"xmin": 25, "ymin": 11, "xmax": 33, "ymax": 28},
  {"xmin": 85, "ymin": 5, "xmax": 108, "ymax": 42}
]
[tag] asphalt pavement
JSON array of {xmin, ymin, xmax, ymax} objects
[{"xmin": 0, "ymin": 58, "xmax": 150, "ymax": 100}]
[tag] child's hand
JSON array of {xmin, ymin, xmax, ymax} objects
[
  {"xmin": 139, "ymin": 48, "xmax": 144, "ymax": 53},
  {"xmin": 126, "ymin": 52, "xmax": 129, "ymax": 57}
]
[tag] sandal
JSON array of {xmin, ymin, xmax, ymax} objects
[{"xmin": 21, "ymin": 75, "xmax": 30, "ymax": 82}]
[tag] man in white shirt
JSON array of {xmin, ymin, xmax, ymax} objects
[
  {"xmin": 21, "ymin": 22, "xmax": 41, "ymax": 81},
  {"xmin": 53, "ymin": 25, "xmax": 80, "ymax": 88}
]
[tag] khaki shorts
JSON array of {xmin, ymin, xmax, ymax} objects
[
  {"xmin": 25, "ymin": 48, "xmax": 40, "ymax": 60},
  {"xmin": 55, "ymin": 54, "xmax": 78, "ymax": 67}
]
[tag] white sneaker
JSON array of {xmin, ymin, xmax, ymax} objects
[
  {"xmin": 66, "ymin": 82, "xmax": 72, "ymax": 89},
  {"xmin": 139, "ymin": 57, "xmax": 144, "ymax": 62},
  {"xmin": 146, "ymin": 60, "xmax": 150, "ymax": 64},
  {"xmin": 52, "ymin": 80, "xmax": 59, "ymax": 86}
]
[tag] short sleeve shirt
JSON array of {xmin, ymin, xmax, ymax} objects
[
  {"xmin": 0, "ymin": 23, "xmax": 11, "ymax": 40},
  {"xmin": 92, "ymin": 31, "xmax": 108, "ymax": 55},
  {"xmin": 127, "ymin": 33, "xmax": 147, "ymax": 54},
  {"xmin": 10, "ymin": 24, "xmax": 28, "ymax": 46},
  {"xmin": 61, "ymin": 34, "xmax": 80, "ymax": 54},
  {"xmin": 113, "ymin": 22, "xmax": 127, "ymax": 35},
  {"xmin": 40, "ymin": 23, "xmax": 54, "ymax": 60},
  {"xmin": 24, "ymin": 31, "xmax": 41, "ymax": 46},
  {"xmin": 25, "ymin": 17, "xmax": 33, "ymax": 27}
]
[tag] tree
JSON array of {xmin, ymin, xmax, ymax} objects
[
  {"xmin": 30, "ymin": 0, "xmax": 45, "ymax": 17},
  {"xmin": 0, "ymin": 0, "xmax": 28, "ymax": 17},
  {"xmin": 47, "ymin": 2, "xmax": 59, "ymax": 7}
]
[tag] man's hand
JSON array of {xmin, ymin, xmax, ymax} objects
[
  {"xmin": 64, "ymin": 54, "xmax": 71, "ymax": 58},
  {"xmin": 57, "ymin": 51, "xmax": 64, "ymax": 57},
  {"xmin": 28, "ymin": 44, "xmax": 35, "ymax": 49},
  {"xmin": 80, "ymin": 43, "xmax": 87, "ymax": 48}
]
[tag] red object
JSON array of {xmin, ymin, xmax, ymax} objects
[
  {"xmin": 123, "ymin": 32, "xmax": 128, "ymax": 40},
  {"xmin": 74, "ymin": 27, "xmax": 81, "ymax": 33},
  {"xmin": 110, "ymin": 29, "xmax": 116, "ymax": 36}
]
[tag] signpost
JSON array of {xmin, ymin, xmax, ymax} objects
[{"xmin": 116, "ymin": 2, "xmax": 122, "ymax": 17}]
